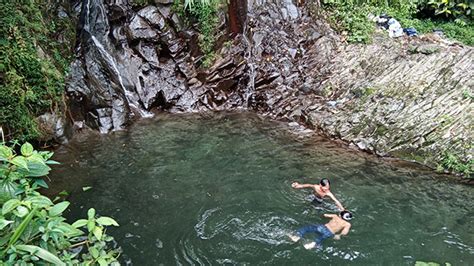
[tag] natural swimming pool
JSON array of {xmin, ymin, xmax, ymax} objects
[{"xmin": 49, "ymin": 112, "xmax": 474, "ymax": 265}]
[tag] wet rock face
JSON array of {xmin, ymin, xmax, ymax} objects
[
  {"xmin": 66, "ymin": 0, "xmax": 472, "ymax": 172},
  {"xmin": 67, "ymin": 0, "xmax": 255, "ymax": 133},
  {"xmin": 236, "ymin": 0, "xmax": 473, "ymax": 169},
  {"xmin": 218, "ymin": 1, "xmax": 473, "ymax": 170},
  {"xmin": 67, "ymin": 0, "xmax": 198, "ymax": 133}
]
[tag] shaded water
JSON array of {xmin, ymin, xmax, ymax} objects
[{"xmin": 49, "ymin": 113, "xmax": 474, "ymax": 265}]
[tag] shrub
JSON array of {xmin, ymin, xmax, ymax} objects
[
  {"xmin": 419, "ymin": 0, "xmax": 473, "ymax": 25},
  {"xmin": 439, "ymin": 151, "xmax": 473, "ymax": 177},
  {"xmin": 175, "ymin": 0, "xmax": 222, "ymax": 67},
  {"xmin": 0, "ymin": 1, "xmax": 74, "ymax": 141},
  {"xmin": 0, "ymin": 142, "xmax": 121, "ymax": 264}
]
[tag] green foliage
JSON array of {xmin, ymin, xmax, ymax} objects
[
  {"xmin": 439, "ymin": 151, "xmax": 473, "ymax": 177},
  {"xmin": 175, "ymin": 0, "xmax": 222, "ymax": 67},
  {"xmin": 0, "ymin": 143, "xmax": 121, "ymax": 264},
  {"xmin": 420, "ymin": 0, "xmax": 473, "ymax": 23},
  {"xmin": 0, "ymin": 1, "xmax": 74, "ymax": 141},
  {"xmin": 396, "ymin": 8, "xmax": 474, "ymax": 45},
  {"xmin": 184, "ymin": 0, "xmax": 216, "ymax": 9},
  {"xmin": 322, "ymin": 0, "xmax": 417, "ymax": 43},
  {"xmin": 322, "ymin": 0, "xmax": 474, "ymax": 45}
]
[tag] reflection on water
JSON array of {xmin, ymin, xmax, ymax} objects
[{"xmin": 49, "ymin": 112, "xmax": 474, "ymax": 265}]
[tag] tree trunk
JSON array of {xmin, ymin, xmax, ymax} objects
[{"xmin": 228, "ymin": 0, "xmax": 247, "ymax": 35}]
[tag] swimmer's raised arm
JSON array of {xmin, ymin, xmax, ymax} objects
[
  {"xmin": 326, "ymin": 191, "xmax": 345, "ymax": 211},
  {"xmin": 291, "ymin": 182, "xmax": 316, "ymax": 189},
  {"xmin": 323, "ymin": 214, "xmax": 337, "ymax": 218}
]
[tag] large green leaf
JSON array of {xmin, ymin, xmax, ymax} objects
[
  {"xmin": 20, "ymin": 142, "xmax": 33, "ymax": 157},
  {"xmin": 49, "ymin": 201, "xmax": 70, "ymax": 216},
  {"xmin": 89, "ymin": 247, "xmax": 99, "ymax": 259},
  {"xmin": 71, "ymin": 219, "xmax": 88, "ymax": 228},
  {"xmin": 16, "ymin": 205, "xmax": 29, "ymax": 218},
  {"xmin": 0, "ymin": 181, "xmax": 17, "ymax": 204},
  {"xmin": 11, "ymin": 156, "xmax": 28, "ymax": 170},
  {"xmin": 16, "ymin": 160, "xmax": 51, "ymax": 178},
  {"xmin": 87, "ymin": 208, "xmax": 96, "ymax": 219},
  {"xmin": 16, "ymin": 244, "xmax": 65, "ymax": 266},
  {"xmin": 27, "ymin": 153, "xmax": 47, "ymax": 165},
  {"xmin": 20, "ymin": 219, "xmax": 42, "ymax": 244},
  {"xmin": 0, "ymin": 146, "xmax": 12, "ymax": 161},
  {"xmin": 0, "ymin": 218, "xmax": 13, "ymax": 230},
  {"xmin": 87, "ymin": 220, "xmax": 95, "ymax": 232},
  {"xmin": 93, "ymin": 226, "xmax": 103, "ymax": 240},
  {"xmin": 27, "ymin": 195, "xmax": 53, "ymax": 208},
  {"xmin": 96, "ymin": 217, "xmax": 119, "ymax": 226},
  {"xmin": 56, "ymin": 222, "xmax": 83, "ymax": 237},
  {"xmin": 2, "ymin": 199, "xmax": 20, "ymax": 215}
]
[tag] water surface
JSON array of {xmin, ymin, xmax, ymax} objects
[{"xmin": 50, "ymin": 112, "xmax": 474, "ymax": 265}]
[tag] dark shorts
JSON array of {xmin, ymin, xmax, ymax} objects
[
  {"xmin": 296, "ymin": 224, "xmax": 334, "ymax": 247},
  {"xmin": 309, "ymin": 194, "xmax": 324, "ymax": 205}
]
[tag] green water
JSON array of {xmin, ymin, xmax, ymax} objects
[{"xmin": 49, "ymin": 112, "xmax": 474, "ymax": 265}]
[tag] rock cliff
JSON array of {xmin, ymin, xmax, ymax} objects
[{"xmin": 65, "ymin": 0, "xmax": 473, "ymax": 174}]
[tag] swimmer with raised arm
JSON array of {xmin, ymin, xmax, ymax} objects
[
  {"xmin": 291, "ymin": 178, "xmax": 345, "ymax": 211},
  {"xmin": 289, "ymin": 210, "xmax": 353, "ymax": 249}
]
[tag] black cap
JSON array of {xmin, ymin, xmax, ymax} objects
[
  {"xmin": 340, "ymin": 211, "xmax": 353, "ymax": 221},
  {"xmin": 320, "ymin": 178, "xmax": 330, "ymax": 187}
]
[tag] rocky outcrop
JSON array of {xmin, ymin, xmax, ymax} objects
[
  {"xmin": 219, "ymin": 1, "xmax": 472, "ymax": 172},
  {"xmin": 235, "ymin": 2, "xmax": 474, "ymax": 171},
  {"xmin": 67, "ymin": 0, "xmax": 255, "ymax": 133},
  {"xmin": 67, "ymin": 0, "xmax": 196, "ymax": 133},
  {"xmin": 309, "ymin": 34, "xmax": 473, "ymax": 169},
  {"xmin": 65, "ymin": 0, "xmax": 472, "ymax": 174}
]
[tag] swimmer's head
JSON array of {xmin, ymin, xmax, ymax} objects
[
  {"xmin": 340, "ymin": 210, "xmax": 353, "ymax": 221},
  {"xmin": 320, "ymin": 178, "xmax": 330, "ymax": 190}
]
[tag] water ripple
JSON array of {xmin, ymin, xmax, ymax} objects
[{"xmin": 48, "ymin": 112, "xmax": 474, "ymax": 265}]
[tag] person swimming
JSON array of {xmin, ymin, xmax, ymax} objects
[
  {"xmin": 289, "ymin": 210, "xmax": 353, "ymax": 249},
  {"xmin": 291, "ymin": 178, "xmax": 345, "ymax": 211}
]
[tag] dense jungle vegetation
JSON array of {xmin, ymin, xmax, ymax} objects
[{"xmin": 0, "ymin": 1, "xmax": 75, "ymax": 142}]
